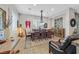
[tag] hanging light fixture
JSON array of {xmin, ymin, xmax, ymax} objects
[
  {"xmin": 39, "ymin": 10, "xmax": 45, "ymax": 29},
  {"xmin": 40, "ymin": 10, "xmax": 48, "ymax": 29},
  {"xmin": 40, "ymin": 10, "xmax": 43, "ymax": 23}
]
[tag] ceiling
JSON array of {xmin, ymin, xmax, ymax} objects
[{"xmin": 14, "ymin": 4, "xmax": 79, "ymax": 17}]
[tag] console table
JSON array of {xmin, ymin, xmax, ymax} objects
[{"xmin": 53, "ymin": 28, "xmax": 65, "ymax": 38}]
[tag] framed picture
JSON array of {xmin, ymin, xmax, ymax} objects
[{"xmin": 25, "ymin": 20, "xmax": 30, "ymax": 28}]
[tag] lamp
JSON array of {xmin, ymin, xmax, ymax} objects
[{"xmin": 17, "ymin": 24, "xmax": 25, "ymax": 38}]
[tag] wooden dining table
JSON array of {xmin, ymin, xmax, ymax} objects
[{"xmin": 30, "ymin": 29, "xmax": 54, "ymax": 41}]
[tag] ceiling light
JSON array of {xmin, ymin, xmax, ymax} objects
[
  {"xmin": 33, "ymin": 4, "xmax": 37, "ymax": 6},
  {"xmin": 51, "ymin": 8, "xmax": 54, "ymax": 11}
]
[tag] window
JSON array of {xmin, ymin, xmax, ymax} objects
[
  {"xmin": 32, "ymin": 19, "xmax": 40, "ymax": 29},
  {"xmin": 54, "ymin": 17, "xmax": 63, "ymax": 29}
]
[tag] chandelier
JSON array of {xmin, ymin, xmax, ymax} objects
[{"xmin": 40, "ymin": 10, "xmax": 43, "ymax": 23}]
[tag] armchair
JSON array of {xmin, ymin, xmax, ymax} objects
[{"xmin": 49, "ymin": 34, "xmax": 79, "ymax": 54}]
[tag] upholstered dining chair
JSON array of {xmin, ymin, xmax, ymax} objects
[
  {"xmin": 31, "ymin": 32, "xmax": 40, "ymax": 41},
  {"xmin": 39, "ymin": 30, "xmax": 47, "ymax": 40}
]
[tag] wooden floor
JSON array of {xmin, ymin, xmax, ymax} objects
[{"xmin": 16, "ymin": 36, "xmax": 61, "ymax": 54}]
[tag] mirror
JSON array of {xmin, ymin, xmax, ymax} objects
[
  {"xmin": 0, "ymin": 8, "xmax": 6, "ymax": 40},
  {"xmin": 70, "ymin": 18, "xmax": 76, "ymax": 27},
  {"xmin": 0, "ymin": 8, "xmax": 6, "ymax": 30}
]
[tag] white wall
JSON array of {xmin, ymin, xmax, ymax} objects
[
  {"xmin": 8, "ymin": 5, "xmax": 19, "ymax": 37},
  {"xmin": 69, "ymin": 8, "xmax": 77, "ymax": 35},
  {"xmin": 64, "ymin": 8, "xmax": 70, "ymax": 37}
]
